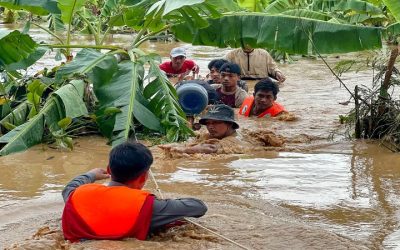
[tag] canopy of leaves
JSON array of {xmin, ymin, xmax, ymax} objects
[{"xmin": 172, "ymin": 13, "xmax": 382, "ymax": 54}]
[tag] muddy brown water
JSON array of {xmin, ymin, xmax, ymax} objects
[{"xmin": 1, "ymin": 26, "xmax": 400, "ymax": 249}]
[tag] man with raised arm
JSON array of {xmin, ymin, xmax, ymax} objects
[{"xmin": 62, "ymin": 142, "xmax": 207, "ymax": 242}]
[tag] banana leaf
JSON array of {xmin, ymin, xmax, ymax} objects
[
  {"xmin": 101, "ymin": 0, "xmax": 120, "ymax": 17},
  {"xmin": 0, "ymin": 80, "xmax": 88, "ymax": 156},
  {"xmin": 281, "ymin": 9, "xmax": 332, "ymax": 21},
  {"xmin": 172, "ymin": 13, "xmax": 382, "ymax": 54},
  {"xmin": 0, "ymin": 102, "xmax": 31, "ymax": 132},
  {"xmin": 237, "ymin": 0, "xmax": 269, "ymax": 12},
  {"xmin": 0, "ymin": 0, "xmax": 60, "ymax": 15},
  {"xmin": 7, "ymin": 47, "xmax": 48, "ymax": 71},
  {"xmin": 93, "ymin": 59, "xmax": 162, "ymax": 145},
  {"xmin": 0, "ymin": 30, "xmax": 46, "ymax": 70},
  {"xmin": 384, "ymin": 22, "xmax": 400, "ymax": 38},
  {"xmin": 334, "ymin": 0, "xmax": 381, "ymax": 14},
  {"xmin": 143, "ymin": 61, "xmax": 194, "ymax": 142},
  {"xmin": 53, "ymin": 80, "xmax": 88, "ymax": 118},
  {"xmin": 383, "ymin": 0, "xmax": 400, "ymax": 22},
  {"xmin": 56, "ymin": 48, "xmax": 116, "ymax": 80},
  {"xmin": 57, "ymin": 0, "xmax": 85, "ymax": 25}
]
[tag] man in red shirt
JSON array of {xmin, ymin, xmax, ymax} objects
[{"xmin": 159, "ymin": 47, "xmax": 199, "ymax": 81}]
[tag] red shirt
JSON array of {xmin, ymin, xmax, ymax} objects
[
  {"xmin": 216, "ymin": 88, "xmax": 235, "ymax": 108},
  {"xmin": 159, "ymin": 60, "xmax": 196, "ymax": 76}
]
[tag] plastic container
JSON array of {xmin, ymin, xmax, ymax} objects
[{"xmin": 176, "ymin": 82, "xmax": 209, "ymax": 115}]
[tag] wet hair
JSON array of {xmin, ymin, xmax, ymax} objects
[
  {"xmin": 208, "ymin": 59, "xmax": 228, "ymax": 71},
  {"xmin": 108, "ymin": 142, "xmax": 153, "ymax": 183},
  {"xmin": 219, "ymin": 62, "xmax": 241, "ymax": 75},
  {"xmin": 254, "ymin": 78, "xmax": 279, "ymax": 99}
]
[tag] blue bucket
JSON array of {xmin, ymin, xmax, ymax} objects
[{"xmin": 176, "ymin": 82, "xmax": 208, "ymax": 115}]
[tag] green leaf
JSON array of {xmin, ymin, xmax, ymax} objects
[
  {"xmin": 54, "ymin": 80, "xmax": 88, "ymax": 118},
  {"xmin": 0, "ymin": 79, "xmax": 90, "ymax": 155},
  {"xmin": 143, "ymin": 61, "xmax": 193, "ymax": 141},
  {"xmin": 58, "ymin": 117, "xmax": 72, "ymax": 129},
  {"xmin": 27, "ymin": 79, "xmax": 47, "ymax": 118},
  {"xmin": 162, "ymin": 0, "xmax": 204, "ymax": 16},
  {"xmin": 0, "ymin": 0, "xmax": 60, "ymax": 15},
  {"xmin": 56, "ymin": 48, "xmax": 117, "ymax": 80},
  {"xmin": 104, "ymin": 107, "xmax": 122, "ymax": 116},
  {"xmin": 0, "ymin": 116, "xmax": 45, "ymax": 155},
  {"xmin": 22, "ymin": 21, "xmax": 31, "ymax": 34},
  {"xmin": 0, "ymin": 30, "xmax": 45, "ymax": 70},
  {"xmin": 57, "ymin": 0, "xmax": 85, "ymax": 24},
  {"xmin": 7, "ymin": 46, "xmax": 48, "ymax": 71},
  {"xmin": 382, "ymin": 0, "xmax": 400, "ymax": 22},
  {"xmin": 0, "ymin": 102, "xmax": 31, "ymax": 131},
  {"xmin": 281, "ymin": 9, "xmax": 332, "ymax": 21},
  {"xmin": 172, "ymin": 13, "xmax": 383, "ymax": 54},
  {"xmin": 94, "ymin": 60, "xmax": 162, "ymax": 145},
  {"xmin": 2, "ymin": 122, "xmax": 16, "ymax": 131},
  {"xmin": 101, "ymin": 0, "xmax": 120, "ymax": 17},
  {"xmin": 384, "ymin": 22, "xmax": 400, "ymax": 38},
  {"xmin": 237, "ymin": 0, "xmax": 268, "ymax": 12},
  {"xmin": 335, "ymin": 0, "xmax": 381, "ymax": 14}
]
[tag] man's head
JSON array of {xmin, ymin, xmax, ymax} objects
[
  {"xmin": 253, "ymin": 78, "xmax": 280, "ymax": 111},
  {"xmin": 170, "ymin": 47, "xmax": 187, "ymax": 71},
  {"xmin": 108, "ymin": 142, "xmax": 153, "ymax": 187},
  {"xmin": 199, "ymin": 104, "xmax": 239, "ymax": 139},
  {"xmin": 242, "ymin": 44, "xmax": 254, "ymax": 53},
  {"xmin": 219, "ymin": 63, "xmax": 241, "ymax": 89},
  {"xmin": 208, "ymin": 59, "xmax": 228, "ymax": 83}
]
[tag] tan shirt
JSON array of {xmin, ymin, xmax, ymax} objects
[{"xmin": 225, "ymin": 48, "xmax": 281, "ymax": 79}]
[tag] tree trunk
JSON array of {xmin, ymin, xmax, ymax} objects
[
  {"xmin": 378, "ymin": 45, "xmax": 399, "ymax": 117},
  {"xmin": 381, "ymin": 46, "xmax": 399, "ymax": 98}
]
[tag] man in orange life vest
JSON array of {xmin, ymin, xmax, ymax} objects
[
  {"xmin": 239, "ymin": 78, "xmax": 286, "ymax": 118},
  {"xmin": 62, "ymin": 142, "xmax": 207, "ymax": 242}
]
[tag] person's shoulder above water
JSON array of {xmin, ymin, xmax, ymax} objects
[
  {"xmin": 159, "ymin": 47, "xmax": 199, "ymax": 80},
  {"xmin": 61, "ymin": 141, "xmax": 207, "ymax": 242},
  {"xmin": 239, "ymin": 78, "xmax": 289, "ymax": 118},
  {"xmin": 159, "ymin": 104, "xmax": 240, "ymax": 155}
]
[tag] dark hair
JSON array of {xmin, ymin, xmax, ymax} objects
[
  {"xmin": 109, "ymin": 142, "xmax": 153, "ymax": 183},
  {"xmin": 219, "ymin": 62, "xmax": 241, "ymax": 75},
  {"xmin": 254, "ymin": 78, "xmax": 279, "ymax": 99},
  {"xmin": 208, "ymin": 59, "xmax": 228, "ymax": 71}
]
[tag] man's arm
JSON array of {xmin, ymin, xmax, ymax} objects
[
  {"xmin": 159, "ymin": 143, "xmax": 219, "ymax": 154},
  {"xmin": 150, "ymin": 198, "xmax": 207, "ymax": 231},
  {"xmin": 264, "ymin": 50, "xmax": 286, "ymax": 82},
  {"xmin": 62, "ymin": 168, "xmax": 109, "ymax": 202}
]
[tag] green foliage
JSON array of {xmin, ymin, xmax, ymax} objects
[
  {"xmin": 0, "ymin": 30, "xmax": 47, "ymax": 71},
  {"xmin": 1, "ymin": 0, "xmax": 400, "ymax": 156},
  {"xmin": 237, "ymin": 0, "xmax": 269, "ymax": 12},
  {"xmin": 172, "ymin": 13, "xmax": 383, "ymax": 54},
  {"xmin": 0, "ymin": 0, "xmax": 60, "ymax": 15},
  {"xmin": 0, "ymin": 80, "xmax": 87, "ymax": 155},
  {"xmin": 382, "ymin": 0, "xmax": 400, "ymax": 22},
  {"xmin": 57, "ymin": 0, "xmax": 85, "ymax": 24},
  {"xmin": 27, "ymin": 79, "xmax": 47, "ymax": 118}
]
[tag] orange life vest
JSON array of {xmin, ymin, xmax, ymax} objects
[
  {"xmin": 62, "ymin": 183, "xmax": 154, "ymax": 242},
  {"xmin": 239, "ymin": 96, "xmax": 286, "ymax": 118}
]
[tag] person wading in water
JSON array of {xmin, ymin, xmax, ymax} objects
[
  {"xmin": 240, "ymin": 78, "xmax": 287, "ymax": 118},
  {"xmin": 62, "ymin": 142, "xmax": 207, "ymax": 242}
]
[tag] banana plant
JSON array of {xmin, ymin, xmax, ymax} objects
[{"xmin": 0, "ymin": 0, "xmax": 222, "ymax": 155}]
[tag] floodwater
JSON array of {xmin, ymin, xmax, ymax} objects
[{"xmin": 1, "ymin": 25, "xmax": 400, "ymax": 249}]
